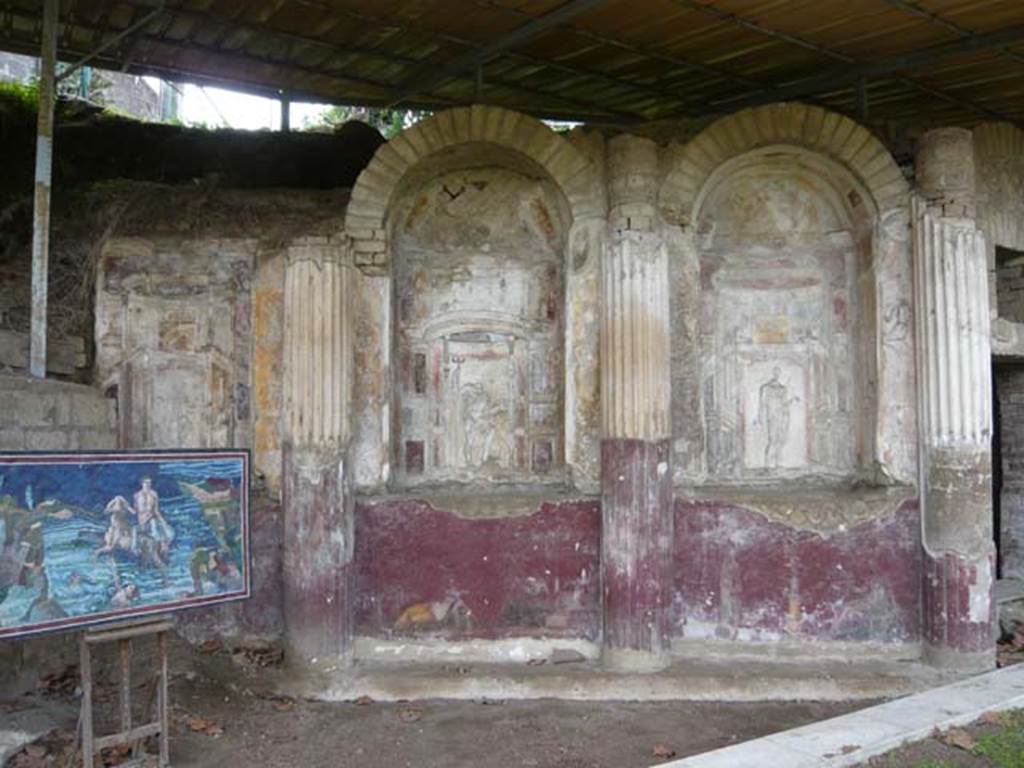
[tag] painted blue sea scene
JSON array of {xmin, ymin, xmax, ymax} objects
[{"xmin": 0, "ymin": 451, "xmax": 249, "ymax": 639}]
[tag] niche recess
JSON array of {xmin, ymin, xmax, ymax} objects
[
  {"xmin": 693, "ymin": 150, "xmax": 878, "ymax": 485},
  {"xmin": 390, "ymin": 145, "xmax": 570, "ymax": 488}
]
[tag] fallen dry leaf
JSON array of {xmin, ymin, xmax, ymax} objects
[
  {"xmin": 273, "ymin": 696, "xmax": 296, "ymax": 712},
  {"xmin": 840, "ymin": 745, "xmax": 859, "ymax": 754},
  {"xmin": 354, "ymin": 695, "xmax": 374, "ymax": 706},
  {"xmin": 941, "ymin": 727, "xmax": 976, "ymax": 752},
  {"xmin": 183, "ymin": 714, "xmax": 224, "ymax": 738},
  {"xmin": 398, "ymin": 706, "xmax": 423, "ymax": 723},
  {"xmin": 197, "ymin": 639, "xmax": 223, "ymax": 655},
  {"xmin": 652, "ymin": 744, "xmax": 676, "ymax": 759}
]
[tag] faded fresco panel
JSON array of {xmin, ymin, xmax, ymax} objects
[
  {"xmin": 697, "ymin": 165, "xmax": 861, "ymax": 484},
  {"xmin": 0, "ymin": 450, "xmax": 249, "ymax": 638},
  {"xmin": 392, "ymin": 167, "xmax": 568, "ymax": 488}
]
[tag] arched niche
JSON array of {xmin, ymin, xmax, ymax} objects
[
  {"xmin": 389, "ymin": 144, "xmax": 572, "ymax": 487},
  {"xmin": 693, "ymin": 147, "xmax": 878, "ymax": 484},
  {"xmin": 662, "ymin": 105, "xmax": 915, "ymax": 487},
  {"xmin": 345, "ymin": 107, "xmax": 605, "ymax": 493}
]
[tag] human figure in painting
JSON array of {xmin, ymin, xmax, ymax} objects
[
  {"xmin": 134, "ymin": 477, "xmax": 173, "ymax": 566},
  {"xmin": 96, "ymin": 496, "xmax": 135, "ymax": 557},
  {"xmin": 756, "ymin": 367, "xmax": 799, "ymax": 469},
  {"xmin": 110, "ymin": 582, "xmax": 139, "ymax": 608}
]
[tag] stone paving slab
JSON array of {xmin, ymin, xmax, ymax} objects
[
  {"xmin": 0, "ymin": 705, "xmax": 59, "ymax": 765},
  {"xmin": 661, "ymin": 664, "xmax": 1024, "ymax": 767}
]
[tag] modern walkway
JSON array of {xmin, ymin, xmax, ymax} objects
[{"xmin": 663, "ymin": 663, "xmax": 1024, "ymax": 767}]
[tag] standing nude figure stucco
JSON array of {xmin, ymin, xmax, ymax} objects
[{"xmin": 756, "ymin": 367, "xmax": 799, "ymax": 469}]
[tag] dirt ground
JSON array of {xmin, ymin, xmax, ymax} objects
[{"xmin": 2, "ymin": 638, "xmax": 869, "ymax": 768}]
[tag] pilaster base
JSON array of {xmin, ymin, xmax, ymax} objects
[
  {"xmin": 601, "ymin": 438, "xmax": 673, "ymax": 670},
  {"xmin": 922, "ymin": 548, "xmax": 996, "ymax": 674},
  {"xmin": 282, "ymin": 442, "xmax": 354, "ymax": 664}
]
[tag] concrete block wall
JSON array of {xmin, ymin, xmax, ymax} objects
[
  {"xmin": 0, "ymin": 373, "xmax": 117, "ymax": 451},
  {"xmin": 0, "ymin": 373, "xmax": 118, "ymax": 691}
]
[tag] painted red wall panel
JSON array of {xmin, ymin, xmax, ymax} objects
[
  {"xmin": 354, "ymin": 498, "xmax": 601, "ymax": 640},
  {"xmin": 673, "ymin": 499, "xmax": 922, "ymax": 643}
]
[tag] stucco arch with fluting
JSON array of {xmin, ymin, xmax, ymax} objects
[
  {"xmin": 659, "ymin": 103, "xmax": 910, "ymax": 226},
  {"xmin": 344, "ymin": 105, "xmax": 606, "ymax": 492},
  {"xmin": 345, "ymin": 105, "xmax": 605, "ymax": 270},
  {"xmin": 662, "ymin": 103, "xmax": 918, "ymax": 491}
]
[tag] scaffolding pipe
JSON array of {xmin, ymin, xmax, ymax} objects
[{"xmin": 30, "ymin": 0, "xmax": 59, "ymax": 379}]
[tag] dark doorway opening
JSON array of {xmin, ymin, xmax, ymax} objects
[
  {"xmin": 993, "ymin": 362, "xmax": 1024, "ymax": 582},
  {"xmin": 994, "ymin": 366, "xmax": 1004, "ymax": 578}
]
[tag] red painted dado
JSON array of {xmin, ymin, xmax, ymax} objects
[
  {"xmin": 673, "ymin": 499, "xmax": 922, "ymax": 643},
  {"xmin": 354, "ymin": 497, "xmax": 601, "ymax": 640},
  {"xmin": 282, "ymin": 445, "xmax": 353, "ymax": 659},
  {"xmin": 352, "ymin": 494, "xmax": 922, "ymax": 648},
  {"xmin": 923, "ymin": 549, "xmax": 996, "ymax": 654},
  {"xmin": 601, "ymin": 439, "xmax": 673, "ymax": 658}
]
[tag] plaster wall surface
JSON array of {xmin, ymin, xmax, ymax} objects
[
  {"xmin": 354, "ymin": 496, "xmax": 600, "ymax": 640},
  {"xmin": 95, "ymin": 236, "xmax": 255, "ymax": 452},
  {"xmin": 391, "ymin": 167, "xmax": 568, "ymax": 487},
  {"xmin": 975, "ymin": 122, "xmax": 1024, "ymax": 317},
  {"xmin": 63, "ymin": 103, "xmax": 1024, "ymax": 669},
  {"xmin": 695, "ymin": 159, "xmax": 864, "ymax": 483},
  {"xmin": 338, "ymin": 104, "xmax": 924, "ymax": 657},
  {"xmin": 673, "ymin": 496, "xmax": 921, "ymax": 645}
]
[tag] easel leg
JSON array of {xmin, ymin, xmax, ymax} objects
[
  {"xmin": 119, "ymin": 638, "xmax": 132, "ymax": 733},
  {"xmin": 79, "ymin": 635, "xmax": 94, "ymax": 768},
  {"xmin": 158, "ymin": 631, "xmax": 169, "ymax": 767}
]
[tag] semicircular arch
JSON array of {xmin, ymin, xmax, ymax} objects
[
  {"xmin": 345, "ymin": 105, "xmax": 604, "ymax": 265},
  {"xmin": 659, "ymin": 103, "xmax": 909, "ymax": 227}
]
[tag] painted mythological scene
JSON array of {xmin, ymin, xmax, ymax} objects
[{"xmin": 0, "ymin": 451, "xmax": 249, "ymax": 638}]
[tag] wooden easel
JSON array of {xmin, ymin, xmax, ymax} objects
[{"xmin": 76, "ymin": 616, "xmax": 172, "ymax": 768}]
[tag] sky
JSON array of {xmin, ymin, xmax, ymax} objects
[{"xmin": 176, "ymin": 82, "xmax": 331, "ymax": 131}]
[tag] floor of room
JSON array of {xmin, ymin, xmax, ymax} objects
[{"xmin": 2, "ymin": 638, "xmax": 872, "ymax": 768}]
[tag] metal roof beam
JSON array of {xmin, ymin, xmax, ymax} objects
[
  {"xmin": 4, "ymin": 6, "xmax": 632, "ymax": 122},
  {"xmin": 107, "ymin": 0, "xmax": 640, "ymax": 120},
  {"xmin": 389, "ymin": 0, "xmax": 611, "ymax": 105},
  {"xmin": 668, "ymin": 0, "xmax": 1020, "ymax": 124},
  {"xmin": 470, "ymin": 0, "xmax": 771, "ymax": 94},
  {"xmin": 288, "ymin": 0, "xmax": 691, "ymax": 114},
  {"xmin": 883, "ymin": 0, "xmax": 1024, "ymax": 67},
  {"xmin": 718, "ymin": 23, "xmax": 1024, "ymax": 111}
]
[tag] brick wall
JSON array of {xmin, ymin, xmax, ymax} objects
[
  {"xmin": 0, "ymin": 373, "xmax": 117, "ymax": 451},
  {"xmin": 997, "ymin": 366, "xmax": 1024, "ymax": 578},
  {"xmin": 996, "ymin": 247, "xmax": 1024, "ymax": 323}
]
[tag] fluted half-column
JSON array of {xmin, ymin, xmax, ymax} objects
[
  {"xmin": 913, "ymin": 127, "xmax": 995, "ymax": 672},
  {"xmin": 282, "ymin": 237, "xmax": 355, "ymax": 664},
  {"xmin": 600, "ymin": 135, "xmax": 674, "ymax": 670}
]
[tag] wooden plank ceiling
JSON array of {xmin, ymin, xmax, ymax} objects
[{"xmin": 1, "ymin": 0, "xmax": 1023, "ymax": 127}]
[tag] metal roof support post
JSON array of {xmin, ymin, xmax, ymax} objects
[
  {"xmin": 30, "ymin": 0, "xmax": 58, "ymax": 379},
  {"xmin": 280, "ymin": 91, "xmax": 290, "ymax": 132}
]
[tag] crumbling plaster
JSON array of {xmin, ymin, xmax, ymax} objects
[
  {"xmin": 85, "ymin": 102, "xmax": 1024, "ymax": 656},
  {"xmin": 659, "ymin": 103, "xmax": 916, "ymax": 492},
  {"xmin": 344, "ymin": 103, "xmax": 918, "ymax": 514}
]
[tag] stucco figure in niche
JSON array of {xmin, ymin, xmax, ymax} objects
[
  {"xmin": 755, "ymin": 366, "xmax": 801, "ymax": 469},
  {"xmin": 697, "ymin": 160, "xmax": 867, "ymax": 484},
  {"xmin": 392, "ymin": 166, "xmax": 569, "ymax": 487}
]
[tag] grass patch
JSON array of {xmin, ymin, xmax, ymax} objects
[{"xmin": 974, "ymin": 710, "xmax": 1024, "ymax": 767}]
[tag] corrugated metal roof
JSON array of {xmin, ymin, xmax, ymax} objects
[{"xmin": 2, "ymin": 0, "xmax": 1022, "ymax": 126}]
